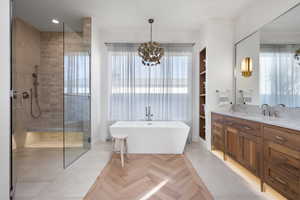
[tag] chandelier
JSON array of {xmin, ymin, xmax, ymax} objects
[{"xmin": 138, "ymin": 19, "xmax": 164, "ymax": 66}]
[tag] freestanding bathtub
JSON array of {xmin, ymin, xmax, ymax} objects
[{"xmin": 110, "ymin": 121, "xmax": 190, "ymax": 154}]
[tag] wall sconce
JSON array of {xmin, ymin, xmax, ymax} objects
[{"xmin": 241, "ymin": 57, "xmax": 253, "ymax": 77}]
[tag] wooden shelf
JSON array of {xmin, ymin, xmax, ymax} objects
[{"xmin": 199, "ymin": 48, "xmax": 206, "ymax": 140}]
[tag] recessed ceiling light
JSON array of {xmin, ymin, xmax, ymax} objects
[{"xmin": 52, "ymin": 19, "xmax": 60, "ymax": 24}]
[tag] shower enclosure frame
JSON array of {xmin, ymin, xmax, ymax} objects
[{"xmin": 9, "ymin": 0, "xmax": 14, "ymax": 198}]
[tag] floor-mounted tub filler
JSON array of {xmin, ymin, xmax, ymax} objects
[{"xmin": 110, "ymin": 121, "xmax": 190, "ymax": 154}]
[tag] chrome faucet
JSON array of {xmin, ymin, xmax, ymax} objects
[
  {"xmin": 261, "ymin": 104, "xmax": 270, "ymax": 116},
  {"xmin": 145, "ymin": 106, "xmax": 153, "ymax": 121}
]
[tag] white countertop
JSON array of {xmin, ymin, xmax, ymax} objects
[{"xmin": 212, "ymin": 110, "xmax": 300, "ymax": 132}]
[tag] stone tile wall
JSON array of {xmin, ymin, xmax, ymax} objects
[
  {"xmin": 13, "ymin": 18, "xmax": 41, "ymax": 148},
  {"xmin": 14, "ymin": 17, "xmax": 91, "ymax": 135}
]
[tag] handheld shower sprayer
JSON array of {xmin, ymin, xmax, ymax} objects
[{"xmin": 30, "ymin": 65, "xmax": 42, "ymax": 118}]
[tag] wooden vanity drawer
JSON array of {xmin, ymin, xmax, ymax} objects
[
  {"xmin": 212, "ymin": 113, "xmax": 223, "ymax": 123},
  {"xmin": 265, "ymin": 164, "xmax": 299, "ymax": 200},
  {"xmin": 263, "ymin": 126, "xmax": 300, "ymax": 151},
  {"xmin": 223, "ymin": 117, "xmax": 261, "ymax": 136},
  {"xmin": 264, "ymin": 141, "xmax": 300, "ymax": 179}
]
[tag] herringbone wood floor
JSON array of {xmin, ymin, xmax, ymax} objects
[{"xmin": 84, "ymin": 154, "xmax": 213, "ymax": 200}]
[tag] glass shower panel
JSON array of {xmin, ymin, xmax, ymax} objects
[{"xmin": 63, "ymin": 23, "xmax": 91, "ymax": 168}]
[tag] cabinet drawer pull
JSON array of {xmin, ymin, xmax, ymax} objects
[
  {"xmin": 244, "ymin": 126, "xmax": 251, "ymax": 130},
  {"xmin": 275, "ymin": 136, "xmax": 287, "ymax": 143},
  {"xmin": 275, "ymin": 157, "xmax": 288, "ymax": 165},
  {"xmin": 273, "ymin": 158, "xmax": 299, "ymax": 173},
  {"xmin": 282, "ymin": 163, "xmax": 299, "ymax": 172},
  {"xmin": 274, "ymin": 177, "xmax": 288, "ymax": 186}
]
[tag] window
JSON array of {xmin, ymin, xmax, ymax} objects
[
  {"xmin": 260, "ymin": 44, "xmax": 300, "ymax": 107},
  {"xmin": 64, "ymin": 52, "xmax": 90, "ymax": 95},
  {"xmin": 108, "ymin": 44, "xmax": 193, "ymax": 121}
]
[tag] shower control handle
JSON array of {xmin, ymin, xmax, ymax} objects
[
  {"xmin": 22, "ymin": 91, "xmax": 30, "ymax": 99},
  {"xmin": 10, "ymin": 90, "xmax": 18, "ymax": 99}
]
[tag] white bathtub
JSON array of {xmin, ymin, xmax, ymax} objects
[{"xmin": 110, "ymin": 121, "xmax": 190, "ymax": 154}]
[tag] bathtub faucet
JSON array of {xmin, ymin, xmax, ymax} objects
[{"xmin": 145, "ymin": 106, "xmax": 153, "ymax": 121}]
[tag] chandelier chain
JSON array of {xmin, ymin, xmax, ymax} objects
[{"xmin": 150, "ymin": 23, "xmax": 152, "ymax": 42}]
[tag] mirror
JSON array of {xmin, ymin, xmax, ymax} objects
[{"xmin": 235, "ymin": 4, "xmax": 300, "ymax": 108}]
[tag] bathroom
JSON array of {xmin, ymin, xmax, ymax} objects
[{"xmin": 0, "ymin": 0, "xmax": 300, "ymax": 200}]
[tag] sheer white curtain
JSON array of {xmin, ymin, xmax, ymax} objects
[
  {"xmin": 64, "ymin": 52, "xmax": 90, "ymax": 95},
  {"xmin": 64, "ymin": 51, "xmax": 90, "ymax": 123},
  {"xmin": 260, "ymin": 44, "xmax": 300, "ymax": 107},
  {"xmin": 107, "ymin": 44, "xmax": 193, "ymax": 122}
]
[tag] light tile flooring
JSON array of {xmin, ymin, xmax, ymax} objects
[
  {"xmin": 14, "ymin": 142, "xmax": 111, "ymax": 200},
  {"xmin": 185, "ymin": 143, "xmax": 274, "ymax": 200},
  {"xmin": 15, "ymin": 141, "xmax": 277, "ymax": 200}
]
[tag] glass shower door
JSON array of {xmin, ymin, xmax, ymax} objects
[{"xmin": 63, "ymin": 24, "xmax": 91, "ymax": 168}]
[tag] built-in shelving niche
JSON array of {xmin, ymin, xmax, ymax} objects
[{"xmin": 199, "ymin": 48, "xmax": 206, "ymax": 140}]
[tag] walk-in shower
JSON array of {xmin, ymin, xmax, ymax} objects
[{"xmin": 10, "ymin": 0, "xmax": 92, "ymax": 198}]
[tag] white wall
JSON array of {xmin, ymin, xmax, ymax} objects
[
  {"xmin": 0, "ymin": 0, "xmax": 11, "ymax": 199},
  {"xmin": 261, "ymin": 31, "xmax": 300, "ymax": 44},
  {"xmin": 236, "ymin": 32, "xmax": 260, "ymax": 105},
  {"xmin": 91, "ymin": 18, "xmax": 103, "ymax": 145},
  {"xmin": 235, "ymin": 0, "xmax": 300, "ymax": 43},
  {"xmin": 99, "ymin": 36, "xmax": 109, "ymax": 142},
  {"xmin": 194, "ymin": 20, "xmax": 235, "ymax": 149}
]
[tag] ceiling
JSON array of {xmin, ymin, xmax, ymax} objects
[
  {"xmin": 15, "ymin": 0, "xmax": 257, "ymax": 32},
  {"xmin": 261, "ymin": 3, "xmax": 300, "ymax": 33}
]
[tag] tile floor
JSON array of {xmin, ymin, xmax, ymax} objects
[
  {"xmin": 185, "ymin": 143, "xmax": 270, "ymax": 200},
  {"xmin": 14, "ymin": 142, "xmax": 111, "ymax": 200},
  {"xmin": 15, "ymin": 141, "xmax": 274, "ymax": 200}
]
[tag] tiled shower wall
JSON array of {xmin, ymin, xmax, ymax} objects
[
  {"xmin": 13, "ymin": 18, "xmax": 40, "ymax": 148},
  {"xmin": 29, "ymin": 31, "xmax": 64, "ymax": 131},
  {"xmin": 31, "ymin": 18, "xmax": 91, "ymax": 131},
  {"xmin": 14, "ymin": 18, "xmax": 91, "ymax": 136}
]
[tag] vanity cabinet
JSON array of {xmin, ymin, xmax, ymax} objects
[
  {"xmin": 226, "ymin": 119, "xmax": 262, "ymax": 176},
  {"xmin": 237, "ymin": 132, "xmax": 261, "ymax": 176},
  {"xmin": 225, "ymin": 126, "xmax": 239, "ymax": 159},
  {"xmin": 213, "ymin": 114, "xmax": 262, "ymax": 176},
  {"xmin": 211, "ymin": 114, "xmax": 225, "ymax": 157},
  {"xmin": 263, "ymin": 125, "xmax": 300, "ymax": 200},
  {"xmin": 211, "ymin": 112, "xmax": 300, "ymax": 200}
]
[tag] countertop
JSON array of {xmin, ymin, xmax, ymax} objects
[{"xmin": 212, "ymin": 110, "xmax": 300, "ymax": 132}]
